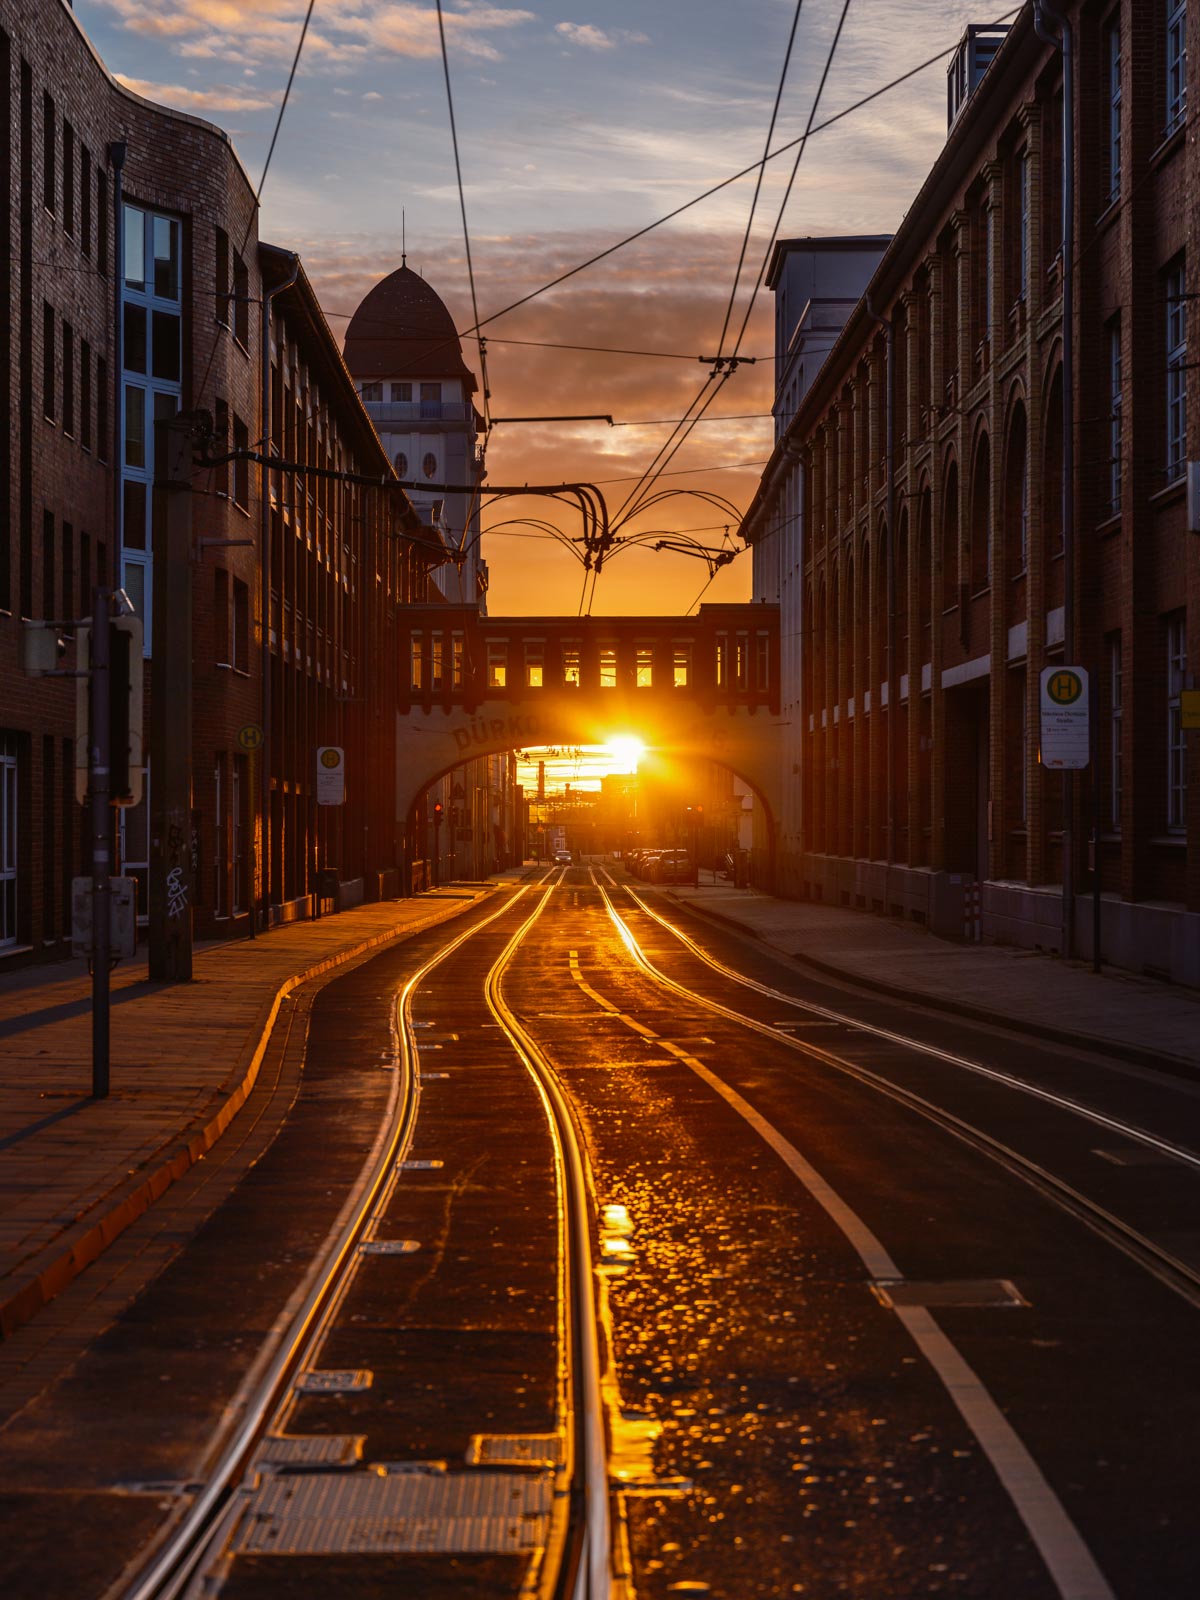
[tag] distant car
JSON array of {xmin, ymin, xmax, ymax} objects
[{"xmin": 554, "ymin": 851, "xmax": 572, "ymax": 864}]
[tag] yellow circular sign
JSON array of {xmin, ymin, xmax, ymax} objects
[
  {"xmin": 320, "ymin": 747, "xmax": 342, "ymax": 769},
  {"xmin": 236, "ymin": 723, "xmax": 264, "ymax": 752},
  {"xmin": 1046, "ymin": 669, "xmax": 1083, "ymax": 706}
]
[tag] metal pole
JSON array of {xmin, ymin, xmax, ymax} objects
[
  {"xmin": 1035, "ymin": 1, "xmax": 1075, "ymax": 958},
  {"xmin": 90, "ymin": 586, "xmax": 112, "ymax": 1098},
  {"xmin": 148, "ymin": 413, "xmax": 195, "ymax": 981},
  {"xmin": 1091, "ymin": 689, "xmax": 1102, "ymax": 973}
]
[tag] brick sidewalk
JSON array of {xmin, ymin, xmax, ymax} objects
[
  {"xmin": 0, "ymin": 889, "xmax": 493, "ymax": 1340},
  {"xmin": 659, "ymin": 881, "xmax": 1200, "ymax": 1074}
]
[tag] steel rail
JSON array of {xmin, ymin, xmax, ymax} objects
[
  {"xmin": 485, "ymin": 881, "xmax": 613, "ymax": 1600},
  {"xmin": 591, "ymin": 874, "xmax": 1200, "ymax": 1314},
  {"xmin": 602, "ymin": 871, "xmax": 1200, "ymax": 1177},
  {"xmin": 117, "ymin": 878, "xmax": 554, "ymax": 1600}
]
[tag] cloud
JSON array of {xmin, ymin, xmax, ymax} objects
[
  {"xmin": 362, "ymin": 89, "xmax": 384, "ymax": 99},
  {"xmin": 554, "ymin": 22, "xmax": 614, "ymax": 49},
  {"xmin": 113, "ymin": 74, "xmax": 278, "ymax": 111}
]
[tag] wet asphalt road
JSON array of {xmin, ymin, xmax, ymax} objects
[{"xmin": 1, "ymin": 870, "xmax": 1198, "ymax": 1598}]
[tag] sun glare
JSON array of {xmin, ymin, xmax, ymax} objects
[{"xmin": 605, "ymin": 736, "xmax": 645, "ymax": 773}]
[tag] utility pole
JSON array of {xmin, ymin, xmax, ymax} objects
[{"xmin": 149, "ymin": 412, "xmax": 196, "ymax": 980}]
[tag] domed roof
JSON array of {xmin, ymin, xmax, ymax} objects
[{"xmin": 343, "ymin": 263, "xmax": 476, "ymax": 391}]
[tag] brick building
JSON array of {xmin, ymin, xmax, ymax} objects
[
  {"xmin": 0, "ymin": 0, "xmax": 443, "ymax": 964},
  {"xmin": 742, "ymin": 5, "xmax": 1199, "ymax": 983}
]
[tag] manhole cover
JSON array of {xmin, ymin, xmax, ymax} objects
[
  {"xmin": 359, "ymin": 1238, "xmax": 421, "ymax": 1255},
  {"xmin": 872, "ymin": 1278, "xmax": 1027, "ymax": 1309},
  {"xmin": 294, "ymin": 1370, "xmax": 373, "ymax": 1394}
]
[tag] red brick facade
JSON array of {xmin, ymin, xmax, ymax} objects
[
  {"xmin": 744, "ymin": 5, "xmax": 1200, "ymax": 981},
  {"xmin": 0, "ymin": 0, "xmax": 439, "ymax": 963}
]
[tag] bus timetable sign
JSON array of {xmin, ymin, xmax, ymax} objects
[{"xmin": 1039, "ymin": 666, "xmax": 1089, "ymax": 770}]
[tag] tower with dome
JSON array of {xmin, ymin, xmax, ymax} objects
[{"xmin": 343, "ymin": 262, "xmax": 487, "ymax": 607}]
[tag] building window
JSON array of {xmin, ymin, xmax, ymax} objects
[
  {"xmin": 232, "ymin": 250, "xmax": 248, "ymax": 346},
  {"xmin": 391, "ymin": 382, "xmax": 412, "ymax": 402},
  {"xmin": 1109, "ymin": 633, "xmax": 1122, "ymax": 831},
  {"xmin": 232, "ymin": 578, "xmax": 250, "ymax": 672},
  {"xmin": 716, "ymin": 634, "xmax": 729, "ymax": 688},
  {"xmin": 431, "ymin": 633, "xmax": 445, "ymax": 689},
  {"xmin": 81, "ymin": 341, "xmax": 92, "ymax": 451},
  {"xmin": 487, "ymin": 643, "xmax": 507, "ymax": 688},
  {"xmin": 62, "ymin": 119, "xmax": 74, "ymax": 236},
  {"xmin": 562, "ymin": 643, "xmax": 581, "ymax": 686},
  {"xmin": 525, "ymin": 647, "xmax": 543, "ymax": 688},
  {"xmin": 43, "ymin": 302, "xmax": 54, "ymax": 419},
  {"xmin": 755, "ymin": 632, "xmax": 770, "ymax": 691},
  {"xmin": 97, "ymin": 161, "xmax": 108, "ymax": 275},
  {"xmin": 983, "ymin": 204, "xmax": 993, "ymax": 342},
  {"xmin": 1166, "ymin": 0, "xmax": 1187, "ymax": 137},
  {"xmin": 452, "ymin": 633, "xmax": 464, "ymax": 687},
  {"xmin": 1167, "ymin": 612, "xmax": 1187, "ymax": 832},
  {"xmin": 215, "ymin": 568, "xmax": 230, "ymax": 664},
  {"xmin": 1107, "ymin": 317, "xmax": 1122, "ymax": 515},
  {"xmin": 121, "ymin": 206, "xmax": 183, "ymax": 646},
  {"xmin": 599, "ymin": 647, "xmax": 617, "ymax": 688},
  {"xmin": 673, "ymin": 644, "xmax": 691, "ymax": 687},
  {"xmin": 233, "ymin": 416, "xmax": 250, "ymax": 510},
  {"xmin": 420, "ymin": 382, "xmax": 442, "ymax": 417},
  {"xmin": 394, "ymin": 451, "xmax": 408, "ymax": 477},
  {"xmin": 0, "ymin": 738, "xmax": 17, "ymax": 946},
  {"xmin": 410, "ymin": 634, "xmax": 425, "ymax": 690},
  {"xmin": 423, "ymin": 451, "xmax": 437, "ymax": 479},
  {"xmin": 215, "ymin": 228, "xmax": 229, "ymax": 326},
  {"xmin": 361, "ymin": 381, "xmax": 382, "ymax": 402},
  {"xmin": 62, "ymin": 323, "xmax": 74, "ymax": 437},
  {"xmin": 81, "ymin": 146, "xmax": 92, "ymax": 257},
  {"xmin": 1105, "ymin": 17, "xmax": 1122, "ymax": 205},
  {"xmin": 42, "ymin": 91, "xmax": 54, "ymax": 213},
  {"xmin": 635, "ymin": 646, "xmax": 653, "ymax": 688},
  {"xmin": 1166, "ymin": 257, "xmax": 1187, "ymax": 481}
]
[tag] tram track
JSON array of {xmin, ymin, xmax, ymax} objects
[
  {"xmin": 593, "ymin": 870, "xmax": 1200, "ymax": 1312},
  {"xmin": 115, "ymin": 870, "xmax": 617, "ymax": 1600}
]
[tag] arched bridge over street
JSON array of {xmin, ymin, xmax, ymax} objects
[{"xmin": 396, "ymin": 602, "xmax": 783, "ymax": 845}]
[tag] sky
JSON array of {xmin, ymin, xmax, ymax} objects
[{"xmin": 76, "ymin": 0, "xmax": 1003, "ymax": 617}]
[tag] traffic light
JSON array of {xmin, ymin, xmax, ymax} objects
[
  {"xmin": 433, "ymin": 800, "xmax": 444, "ymax": 827},
  {"xmin": 74, "ymin": 615, "xmax": 144, "ymax": 806}
]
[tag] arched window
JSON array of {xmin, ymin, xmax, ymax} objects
[
  {"xmin": 423, "ymin": 451, "xmax": 437, "ymax": 479},
  {"xmin": 942, "ymin": 459, "xmax": 959, "ymax": 611},
  {"xmin": 896, "ymin": 510, "xmax": 909, "ymax": 657},
  {"xmin": 1004, "ymin": 404, "xmax": 1028, "ymax": 580},
  {"xmin": 394, "ymin": 450, "xmax": 408, "ymax": 478},
  {"xmin": 970, "ymin": 433, "xmax": 991, "ymax": 593}
]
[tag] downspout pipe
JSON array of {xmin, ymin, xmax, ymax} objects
[
  {"xmin": 865, "ymin": 296, "xmax": 896, "ymax": 891},
  {"xmin": 259, "ymin": 252, "xmax": 301, "ymax": 933},
  {"xmin": 1034, "ymin": 0, "xmax": 1076, "ymax": 959}
]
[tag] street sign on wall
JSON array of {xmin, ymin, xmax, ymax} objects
[
  {"xmin": 316, "ymin": 745, "xmax": 346, "ymax": 805},
  {"xmin": 1039, "ymin": 666, "xmax": 1089, "ymax": 770}
]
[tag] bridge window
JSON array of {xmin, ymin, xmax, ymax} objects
[
  {"xmin": 600, "ymin": 646, "xmax": 617, "ymax": 688},
  {"xmin": 562, "ymin": 643, "xmax": 581, "ymax": 686},
  {"xmin": 673, "ymin": 644, "xmax": 691, "ymax": 688},
  {"xmin": 410, "ymin": 634, "xmax": 424, "ymax": 691},
  {"xmin": 525, "ymin": 645, "xmax": 544, "ymax": 688},
  {"xmin": 636, "ymin": 646, "xmax": 653, "ymax": 688},
  {"xmin": 755, "ymin": 632, "xmax": 770, "ymax": 691},
  {"xmin": 431, "ymin": 633, "xmax": 444, "ymax": 690},
  {"xmin": 487, "ymin": 642, "xmax": 507, "ymax": 688},
  {"xmin": 452, "ymin": 633, "xmax": 464, "ymax": 688},
  {"xmin": 716, "ymin": 634, "xmax": 729, "ymax": 688},
  {"xmin": 735, "ymin": 634, "xmax": 749, "ymax": 690}
]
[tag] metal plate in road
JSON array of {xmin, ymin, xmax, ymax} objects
[{"xmin": 236, "ymin": 1468, "xmax": 553, "ymax": 1554}]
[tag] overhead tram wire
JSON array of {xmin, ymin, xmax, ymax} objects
[
  {"xmin": 608, "ymin": 0, "xmax": 849, "ymax": 551},
  {"xmin": 193, "ymin": 0, "xmax": 316, "ymax": 414},
  {"xmin": 714, "ymin": 0, "xmax": 806, "ymax": 363},
  {"xmin": 729, "ymin": 0, "xmax": 854, "ymax": 369},
  {"xmin": 304, "ymin": 12, "xmax": 1019, "ymax": 395},
  {"xmin": 434, "ymin": 0, "xmax": 491, "ymax": 437}
]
